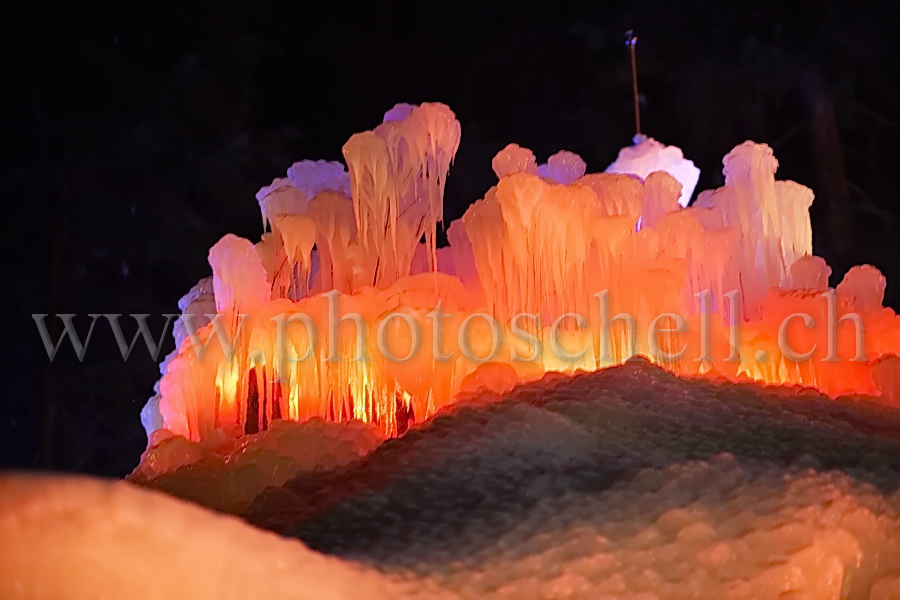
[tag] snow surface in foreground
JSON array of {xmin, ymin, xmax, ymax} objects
[{"xmin": 5, "ymin": 359, "xmax": 900, "ymax": 599}]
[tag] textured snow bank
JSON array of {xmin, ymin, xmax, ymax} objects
[
  {"xmin": 250, "ymin": 359, "xmax": 900, "ymax": 598},
  {"xmin": 0, "ymin": 475, "xmax": 435, "ymax": 600},
  {"xmin": 130, "ymin": 418, "xmax": 380, "ymax": 513},
  {"xmin": 8, "ymin": 360, "xmax": 900, "ymax": 598}
]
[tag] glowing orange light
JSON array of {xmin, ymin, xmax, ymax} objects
[{"xmin": 147, "ymin": 103, "xmax": 900, "ymax": 442}]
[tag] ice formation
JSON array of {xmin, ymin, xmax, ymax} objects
[
  {"xmin": 140, "ymin": 102, "xmax": 899, "ymax": 446},
  {"xmin": 8, "ymin": 102, "xmax": 900, "ymax": 600},
  {"xmin": 8, "ymin": 360, "xmax": 900, "ymax": 598},
  {"xmin": 605, "ymin": 134, "xmax": 700, "ymax": 207}
]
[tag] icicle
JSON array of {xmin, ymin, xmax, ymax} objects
[
  {"xmin": 256, "ymin": 179, "xmax": 308, "ymax": 232},
  {"xmin": 343, "ymin": 102, "xmax": 460, "ymax": 286},
  {"xmin": 272, "ymin": 214, "xmax": 317, "ymax": 300}
]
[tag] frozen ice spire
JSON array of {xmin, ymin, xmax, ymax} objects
[
  {"xmin": 208, "ymin": 234, "xmax": 270, "ymax": 315},
  {"xmin": 272, "ymin": 215, "xmax": 317, "ymax": 300},
  {"xmin": 343, "ymin": 102, "xmax": 461, "ymax": 287}
]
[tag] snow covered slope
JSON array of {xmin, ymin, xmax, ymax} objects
[{"xmin": 5, "ymin": 358, "xmax": 900, "ymax": 598}]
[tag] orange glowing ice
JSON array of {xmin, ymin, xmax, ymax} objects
[{"xmin": 143, "ymin": 102, "xmax": 900, "ymax": 443}]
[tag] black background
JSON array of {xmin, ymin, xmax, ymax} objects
[{"xmin": 5, "ymin": 0, "xmax": 899, "ymax": 475}]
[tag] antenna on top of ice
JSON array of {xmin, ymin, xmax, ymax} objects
[{"xmin": 625, "ymin": 30, "xmax": 641, "ymax": 137}]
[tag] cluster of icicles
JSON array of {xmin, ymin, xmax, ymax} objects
[{"xmin": 142, "ymin": 102, "xmax": 900, "ymax": 443}]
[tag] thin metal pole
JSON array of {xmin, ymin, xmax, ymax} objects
[{"xmin": 626, "ymin": 30, "xmax": 641, "ymax": 136}]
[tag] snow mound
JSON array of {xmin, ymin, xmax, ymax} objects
[
  {"xmin": 247, "ymin": 359, "xmax": 900, "ymax": 598},
  {"xmin": 8, "ymin": 359, "xmax": 900, "ymax": 598},
  {"xmin": 130, "ymin": 418, "xmax": 381, "ymax": 513},
  {"xmin": 0, "ymin": 475, "xmax": 439, "ymax": 600}
]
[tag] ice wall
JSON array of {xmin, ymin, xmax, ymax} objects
[{"xmin": 143, "ymin": 102, "xmax": 900, "ymax": 443}]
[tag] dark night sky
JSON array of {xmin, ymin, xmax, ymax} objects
[{"xmin": 4, "ymin": 0, "xmax": 899, "ymax": 475}]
